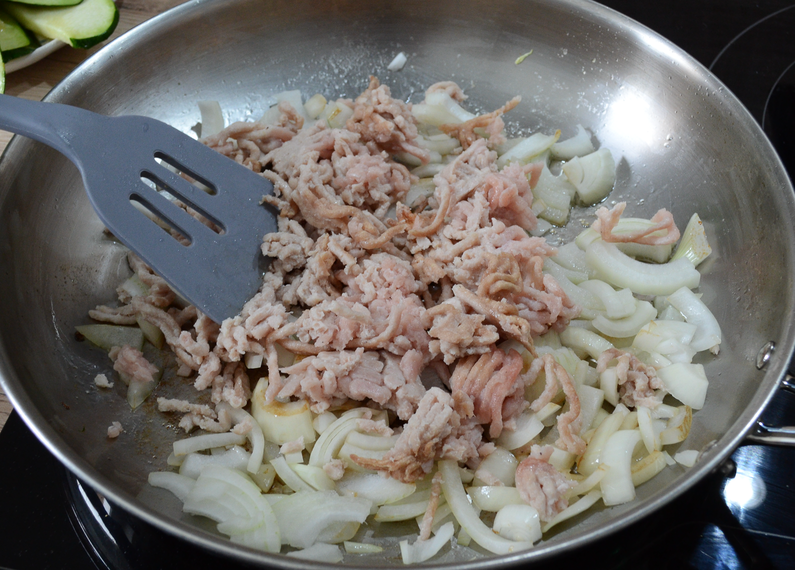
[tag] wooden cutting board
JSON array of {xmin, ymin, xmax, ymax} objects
[{"xmin": 0, "ymin": 0, "xmax": 186, "ymax": 433}]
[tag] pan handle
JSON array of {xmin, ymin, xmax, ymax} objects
[{"xmin": 743, "ymin": 374, "xmax": 795, "ymax": 446}]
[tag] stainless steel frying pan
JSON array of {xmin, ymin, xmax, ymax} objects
[{"xmin": 1, "ymin": 0, "xmax": 794, "ymax": 567}]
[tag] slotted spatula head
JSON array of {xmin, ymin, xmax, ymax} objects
[{"xmin": 0, "ymin": 94, "xmax": 276, "ymax": 323}]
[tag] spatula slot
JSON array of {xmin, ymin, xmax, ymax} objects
[
  {"xmin": 154, "ymin": 153, "xmax": 218, "ymax": 196},
  {"xmin": 139, "ymin": 171, "xmax": 226, "ymax": 236},
  {"xmin": 129, "ymin": 194, "xmax": 191, "ymax": 246}
]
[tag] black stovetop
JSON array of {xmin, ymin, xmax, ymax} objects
[{"xmin": 2, "ymin": 1, "xmax": 795, "ymax": 568}]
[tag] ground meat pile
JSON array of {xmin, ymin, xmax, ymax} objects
[{"xmin": 90, "ymin": 77, "xmax": 582, "ymax": 485}]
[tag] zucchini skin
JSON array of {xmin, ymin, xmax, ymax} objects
[{"xmin": 70, "ymin": 4, "xmax": 118, "ymax": 49}]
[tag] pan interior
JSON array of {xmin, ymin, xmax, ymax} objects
[{"xmin": 0, "ymin": 0, "xmax": 793, "ymax": 566}]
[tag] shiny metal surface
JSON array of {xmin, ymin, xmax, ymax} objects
[{"xmin": 0, "ymin": 0, "xmax": 794, "ymax": 567}]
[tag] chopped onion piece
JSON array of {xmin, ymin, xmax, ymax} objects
[
  {"xmin": 495, "ymin": 410, "xmax": 544, "ymax": 450},
  {"xmin": 541, "ymin": 489, "xmax": 602, "ymax": 533},
  {"xmin": 251, "ymin": 379, "xmax": 316, "ymax": 445},
  {"xmin": 671, "ymin": 213, "xmax": 712, "ymax": 267},
  {"xmin": 287, "ymin": 543, "xmax": 343, "ymax": 563},
  {"xmin": 336, "ymin": 471, "xmax": 416, "ymax": 506},
  {"xmin": 439, "ymin": 461, "xmax": 532, "ymax": 554},
  {"xmin": 497, "ymin": 131, "xmax": 561, "ymax": 168},
  {"xmin": 291, "ymin": 463, "xmax": 336, "ymax": 491},
  {"xmin": 270, "ymin": 455, "xmax": 314, "ymax": 493},
  {"xmin": 579, "ymin": 280, "xmax": 636, "ymax": 319},
  {"xmin": 559, "ymin": 327, "xmax": 614, "ymax": 359},
  {"xmin": 425, "ymin": 91, "xmax": 476, "ymax": 122},
  {"xmin": 344, "ymin": 541, "xmax": 384, "ymax": 554},
  {"xmin": 567, "ymin": 464, "xmax": 609, "ymax": 498},
  {"xmin": 660, "ymin": 406, "xmax": 693, "ymax": 445},
  {"xmin": 551, "ymin": 124, "xmax": 595, "ymax": 160},
  {"xmin": 531, "ymin": 164, "xmax": 577, "ymax": 225},
  {"xmin": 173, "ymin": 433, "xmax": 247, "ymax": 457},
  {"xmin": 179, "ymin": 446, "xmax": 250, "ymax": 479},
  {"xmin": 578, "ymin": 405, "xmax": 629, "ymax": 476},
  {"xmin": 467, "ymin": 486, "xmax": 523, "ymax": 512},
  {"xmin": 493, "ymin": 504, "xmax": 542, "ymax": 544},
  {"xmin": 148, "ymin": 471, "xmax": 195, "ymax": 502},
  {"xmin": 400, "ymin": 521, "xmax": 455, "ymax": 564},
  {"xmin": 309, "ymin": 408, "xmax": 371, "ymax": 467},
  {"xmin": 631, "ymin": 451, "xmax": 668, "ymax": 486},
  {"xmin": 375, "ymin": 499, "xmax": 430, "ymax": 522},
  {"xmin": 271, "ymin": 490, "xmax": 371, "ymax": 549},
  {"xmin": 674, "ymin": 449, "xmax": 699, "ymax": 467},
  {"xmin": 657, "ymin": 363, "xmax": 708, "ymax": 409},
  {"xmin": 561, "ymin": 148, "xmax": 616, "ymax": 205},
  {"xmin": 303, "ymin": 93, "xmax": 327, "ymax": 119},
  {"xmin": 585, "ymin": 241, "xmax": 701, "ymax": 296},
  {"xmin": 666, "ymin": 287, "xmax": 722, "ymax": 353},
  {"xmin": 474, "ymin": 448, "xmax": 518, "ymax": 486},
  {"xmin": 599, "ymin": 429, "xmax": 642, "ymax": 506},
  {"xmin": 592, "ymin": 300, "xmax": 657, "ymax": 338},
  {"xmin": 198, "ymin": 100, "xmax": 224, "ymax": 138}
]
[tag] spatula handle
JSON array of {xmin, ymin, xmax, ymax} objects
[{"xmin": 0, "ymin": 93, "xmax": 102, "ymax": 164}]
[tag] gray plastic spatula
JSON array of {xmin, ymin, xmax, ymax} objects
[{"xmin": 0, "ymin": 93, "xmax": 276, "ymax": 323}]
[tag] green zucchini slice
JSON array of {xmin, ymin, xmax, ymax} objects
[
  {"xmin": 6, "ymin": 0, "xmax": 83, "ymax": 7},
  {"xmin": 1, "ymin": 0, "xmax": 118, "ymax": 49},
  {"xmin": 0, "ymin": 7, "xmax": 36, "ymax": 62}
]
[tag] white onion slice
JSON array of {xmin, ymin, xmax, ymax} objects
[
  {"xmin": 493, "ymin": 504, "xmax": 542, "ymax": 544},
  {"xmin": 287, "ymin": 543, "xmax": 344, "ymax": 563},
  {"xmin": 657, "ymin": 363, "xmax": 708, "ymax": 409},
  {"xmin": 272, "ymin": 490, "xmax": 371, "ymax": 549},
  {"xmin": 467, "ymin": 486, "xmax": 523, "ymax": 512},
  {"xmin": 599, "ymin": 429, "xmax": 642, "ymax": 506},
  {"xmin": 173, "ymin": 433, "xmax": 247, "ymax": 457},
  {"xmin": 666, "ymin": 287, "xmax": 722, "ymax": 353},
  {"xmin": 148, "ymin": 471, "xmax": 195, "ymax": 502},
  {"xmin": 585, "ymin": 241, "xmax": 701, "ymax": 296},
  {"xmin": 399, "ymin": 521, "xmax": 455, "ymax": 564},
  {"xmin": 439, "ymin": 461, "xmax": 533, "ymax": 555},
  {"xmin": 592, "ymin": 300, "xmax": 657, "ymax": 338},
  {"xmin": 197, "ymin": 100, "xmax": 224, "ymax": 138}
]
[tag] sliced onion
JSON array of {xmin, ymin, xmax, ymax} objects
[
  {"xmin": 474, "ymin": 448, "xmax": 518, "ymax": 486},
  {"xmin": 344, "ymin": 541, "xmax": 384, "ymax": 554},
  {"xmin": 493, "ymin": 504, "xmax": 542, "ymax": 544},
  {"xmin": 336, "ymin": 471, "xmax": 416, "ymax": 506},
  {"xmin": 309, "ymin": 408, "xmax": 371, "ymax": 467},
  {"xmin": 286, "ymin": 543, "xmax": 343, "ymax": 563},
  {"xmin": 599, "ymin": 429, "xmax": 642, "ymax": 506},
  {"xmin": 497, "ymin": 131, "xmax": 561, "ymax": 168},
  {"xmin": 179, "ymin": 446, "xmax": 250, "ymax": 479},
  {"xmin": 550, "ymin": 124, "xmax": 595, "ymax": 160},
  {"xmin": 148, "ymin": 471, "xmax": 195, "ymax": 502},
  {"xmin": 578, "ymin": 405, "xmax": 629, "ymax": 476},
  {"xmin": 270, "ymin": 455, "xmax": 313, "ymax": 493},
  {"xmin": 271, "ymin": 490, "xmax": 371, "ymax": 549},
  {"xmin": 579, "ymin": 280, "xmax": 636, "ymax": 319},
  {"xmin": 541, "ymin": 489, "xmax": 602, "ymax": 533},
  {"xmin": 495, "ymin": 410, "xmax": 545, "ymax": 450},
  {"xmin": 467, "ymin": 486, "xmax": 523, "ymax": 512},
  {"xmin": 559, "ymin": 327, "xmax": 614, "ymax": 360},
  {"xmin": 425, "ymin": 91, "xmax": 477, "ymax": 121},
  {"xmin": 399, "ymin": 521, "xmax": 455, "ymax": 564},
  {"xmin": 561, "ymin": 148, "xmax": 616, "ymax": 205},
  {"xmin": 592, "ymin": 300, "xmax": 657, "ymax": 338},
  {"xmin": 438, "ymin": 461, "xmax": 533, "ymax": 555},
  {"xmin": 173, "ymin": 433, "xmax": 247, "ymax": 457},
  {"xmin": 585, "ymin": 241, "xmax": 700, "ymax": 296},
  {"xmin": 197, "ymin": 100, "xmax": 224, "ymax": 138},
  {"xmin": 657, "ymin": 363, "xmax": 708, "ymax": 409},
  {"xmin": 631, "ymin": 450, "xmax": 668, "ymax": 486},
  {"xmin": 666, "ymin": 287, "xmax": 722, "ymax": 353}
]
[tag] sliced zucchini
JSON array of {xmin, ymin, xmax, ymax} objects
[
  {"xmin": 2, "ymin": 0, "xmax": 118, "ymax": 49},
  {"xmin": 0, "ymin": 7, "xmax": 36, "ymax": 62},
  {"xmin": 6, "ymin": 0, "xmax": 83, "ymax": 6}
]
